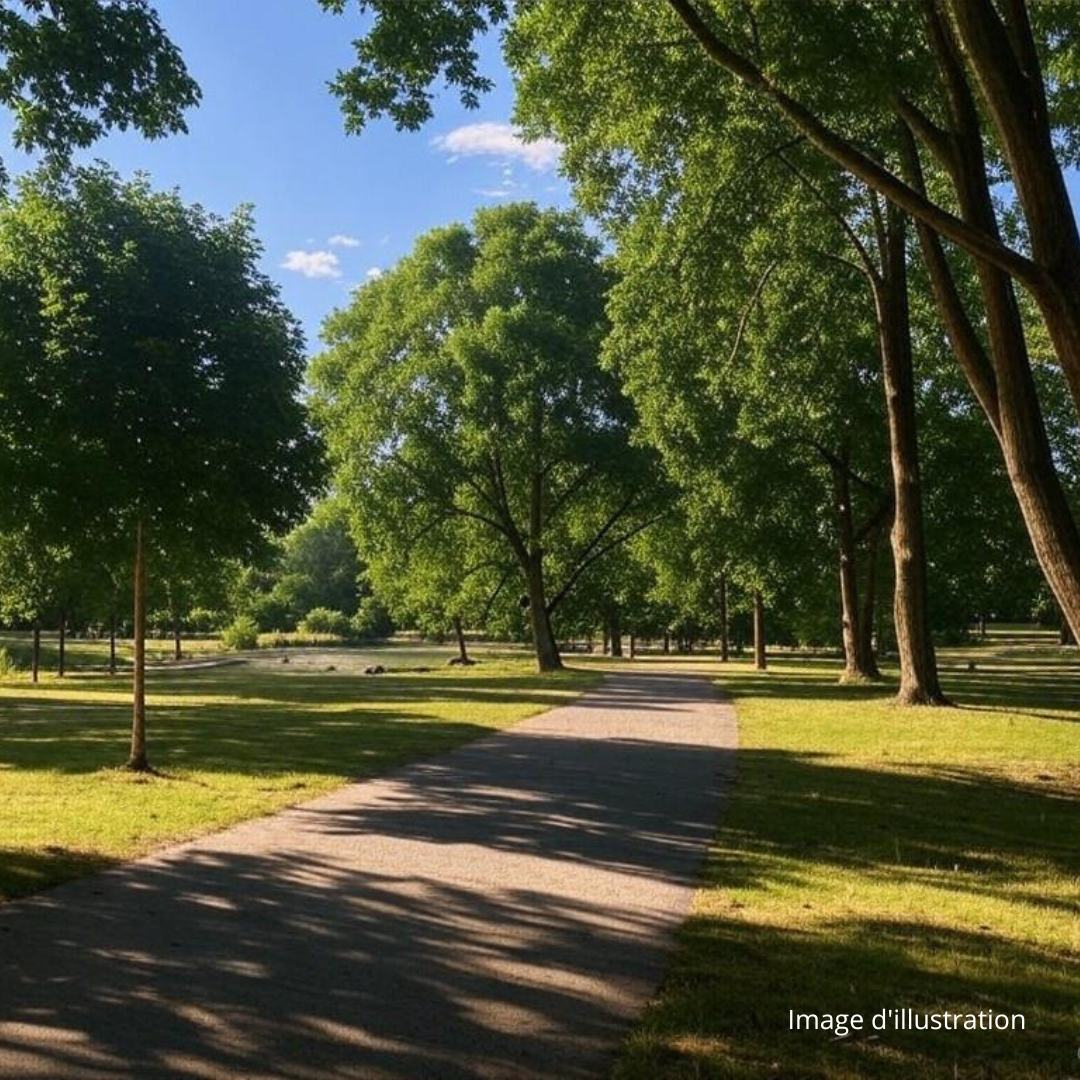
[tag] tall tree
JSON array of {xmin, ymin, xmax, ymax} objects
[
  {"xmin": 0, "ymin": 166, "xmax": 323, "ymax": 768},
  {"xmin": 311, "ymin": 203, "xmax": 664, "ymax": 671},
  {"xmin": 0, "ymin": 0, "xmax": 198, "ymax": 183}
]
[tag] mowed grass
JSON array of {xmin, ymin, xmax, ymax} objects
[
  {"xmin": 0, "ymin": 630, "xmax": 223, "ymax": 671},
  {"xmin": 615, "ymin": 636, "xmax": 1080, "ymax": 1080},
  {"xmin": 0, "ymin": 650, "xmax": 599, "ymax": 901}
]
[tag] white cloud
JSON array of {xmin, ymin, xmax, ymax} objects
[
  {"xmin": 281, "ymin": 250, "xmax": 341, "ymax": 279},
  {"xmin": 365, "ymin": 266, "xmax": 383, "ymax": 280},
  {"xmin": 432, "ymin": 122, "xmax": 561, "ymax": 171},
  {"xmin": 328, "ymin": 233, "xmax": 361, "ymax": 248}
]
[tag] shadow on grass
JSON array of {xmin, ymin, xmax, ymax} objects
[
  {"xmin": 0, "ymin": 667, "xmax": 600, "ymax": 777},
  {"xmin": 621, "ymin": 744, "xmax": 1078, "ymax": 1079}
]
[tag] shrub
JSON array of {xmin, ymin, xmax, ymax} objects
[
  {"xmin": 188, "ymin": 607, "xmax": 227, "ymax": 634},
  {"xmin": 0, "ymin": 646, "xmax": 19, "ymax": 677},
  {"xmin": 351, "ymin": 596, "xmax": 394, "ymax": 640},
  {"xmin": 298, "ymin": 607, "xmax": 350, "ymax": 636},
  {"xmin": 221, "ymin": 615, "xmax": 259, "ymax": 651}
]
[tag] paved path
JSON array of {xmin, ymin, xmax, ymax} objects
[{"xmin": 0, "ymin": 673, "xmax": 736, "ymax": 1079}]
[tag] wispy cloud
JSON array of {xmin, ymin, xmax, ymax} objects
[
  {"xmin": 328, "ymin": 234, "xmax": 361, "ymax": 248},
  {"xmin": 281, "ymin": 250, "xmax": 341, "ymax": 279},
  {"xmin": 365, "ymin": 266, "xmax": 383, "ymax": 280},
  {"xmin": 432, "ymin": 122, "xmax": 560, "ymax": 171}
]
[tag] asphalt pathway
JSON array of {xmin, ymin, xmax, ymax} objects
[{"xmin": 0, "ymin": 672, "xmax": 736, "ymax": 1079}]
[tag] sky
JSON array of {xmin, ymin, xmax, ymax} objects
[{"xmin": 0, "ymin": 0, "xmax": 572, "ymax": 351}]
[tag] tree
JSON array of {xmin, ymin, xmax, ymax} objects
[
  {"xmin": 0, "ymin": 0, "xmax": 198, "ymax": 184},
  {"xmin": 315, "ymin": 0, "xmax": 1080, "ymax": 650},
  {"xmin": 0, "ymin": 166, "xmax": 323, "ymax": 768},
  {"xmin": 311, "ymin": 202, "xmax": 664, "ymax": 672}
]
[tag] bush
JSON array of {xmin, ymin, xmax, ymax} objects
[
  {"xmin": 0, "ymin": 646, "xmax": 19, "ymax": 677},
  {"xmin": 188, "ymin": 607, "xmax": 227, "ymax": 634},
  {"xmin": 298, "ymin": 607, "xmax": 350, "ymax": 636},
  {"xmin": 351, "ymin": 596, "xmax": 394, "ymax": 640},
  {"xmin": 221, "ymin": 615, "xmax": 259, "ymax": 651}
]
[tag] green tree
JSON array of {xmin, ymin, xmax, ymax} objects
[
  {"xmin": 0, "ymin": 165, "xmax": 323, "ymax": 768},
  {"xmin": 312, "ymin": 202, "xmax": 664, "ymax": 671},
  {"xmin": 0, "ymin": 0, "xmax": 198, "ymax": 182}
]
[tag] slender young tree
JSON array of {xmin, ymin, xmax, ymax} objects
[{"xmin": 0, "ymin": 166, "xmax": 323, "ymax": 768}]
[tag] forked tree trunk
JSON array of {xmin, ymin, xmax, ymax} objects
[
  {"xmin": 875, "ymin": 208, "xmax": 946, "ymax": 705},
  {"xmin": 525, "ymin": 555, "xmax": 562, "ymax": 672},
  {"xmin": 57, "ymin": 609, "xmax": 66, "ymax": 677},
  {"xmin": 608, "ymin": 606, "xmax": 623, "ymax": 657},
  {"xmin": 718, "ymin": 571, "xmax": 729, "ymax": 662},
  {"xmin": 857, "ymin": 522, "xmax": 882, "ymax": 678},
  {"xmin": 752, "ymin": 591, "xmax": 767, "ymax": 671},
  {"xmin": 832, "ymin": 458, "xmax": 875, "ymax": 681},
  {"xmin": 127, "ymin": 519, "xmax": 150, "ymax": 771},
  {"xmin": 31, "ymin": 623, "xmax": 40, "ymax": 684},
  {"xmin": 109, "ymin": 613, "xmax": 117, "ymax": 675},
  {"xmin": 453, "ymin": 614, "xmax": 470, "ymax": 662}
]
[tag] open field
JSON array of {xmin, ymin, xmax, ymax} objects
[
  {"xmin": 611, "ymin": 634, "xmax": 1080, "ymax": 1079},
  {"xmin": 0, "ymin": 648, "xmax": 598, "ymax": 901}
]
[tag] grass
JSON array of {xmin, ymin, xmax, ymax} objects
[
  {"xmin": 0, "ymin": 630, "xmax": 223, "ymax": 671},
  {"xmin": 0, "ymin": 645, "xmax": 598, "ymax": 901},
  {"xmin": 613, "ymin": 634, "xmax": 1080, "ymax": 1079}
]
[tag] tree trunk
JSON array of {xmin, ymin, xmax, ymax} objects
[
  {"xmin": 109, "ymin": 613, "xmax": 117, "ymax": 675},
  {"xmin": 858, "ymin": 522, "xmax": 882, "ymax": 678},
  {"xmin": 173, "ymin": 616, "xmax": 181, "ymax": 662},
  {"xmin": 977, "ymin": 613, "xmax": 987, "ymax": 639},
  {"xmin": 453, "ymin": 614, "xmax": 470, "ymax": 662},
  {"xmin": 663, "ymin": 631, "xmax": 670, "ymax": 654},
  {"xmin": 31, "ymin": 623, "xmax": 40, "ymax": 684},
  {"xmin": 752, "ymin": 590, "xmax": 767, "ymax": 671},
  {"xmin": 832, "ymin": 457, "xmax": 873, "ymax": 681},
  {"xmin": 57, "ymin": 609, "xmax": 66, "ymax": 677},
  {"xmin": 629, "ymin": 632, "xmax": 636, "ymax": 659},
  {"xmin": 875, "ymin": 207, "xmax": 946, "ymax": 705},
  {"xmin": 1061, "ymin": 616, "xmax": 1076, "ymax": 648},
  {"xmin": 608, "ymin": 606, "xmax": 623, "ymax": 657},
  {"xmin": 602, "ymin": 623, "xmax": 609, "ymax": 655},
  {"xmin": 900, "ymin": 15, "xmax": 1080, "ymax": 645},
  {"xmin": 525, "ymin": 555, "xmax": 562, "ymax": 672},
  {"xmin": 127, "ymin": 518, "xmax": 150, "ymax": 771},
  {"xmin": 719, "ymin": 571, "xmax": 729, "ymax": 662}
]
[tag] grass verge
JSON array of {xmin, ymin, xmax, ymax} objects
[{"xmin": 616, "ymin": 641, "xmax": 1080, "ymax": 1079}]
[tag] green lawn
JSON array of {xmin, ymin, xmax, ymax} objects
[
  {"xmin": 615, "ymin": 636, "xmax": 1080, "ymax": 1079},
  {"xmin": 0, "ymin": 650, "xmax": 598, "ymax": 901}
]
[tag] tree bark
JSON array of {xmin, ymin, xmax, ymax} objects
[
  {"xmin": 663, "ymin": 631, "xmax": 670, "ymax": 654},
  {"xmin": 453, "ymin": 614, "xmax": 470, "ymax": 662},
  {"xmin": 608, "ymin": 606, "xmax": 623, "ymax": 657},
  {"xmin": 832, "ymin": 456, "xmax": 871, "ymax": 680},
  {"xmin": 57, "ymin": 609, "xmax": 66, "ymax": 677},
  {"xmin": 629, "ymin": 632, "xmax": 636, "ymax": 659},
  {"xmin": 874, "ymin": 207, "xmax": 946, "ymax": 705},
  {"xmin": 127, "ymin": 519, "xmax": 150, "ymax": 771},
  {"xmin": 900, "ymin": 16, "xmax": 1080, "ymax": 645},
  {"xmin": 31, "ymin": 623, "xmax": 40, "ymax": 684},
  {"xmin": 718, "ymin": 571, "xmax": 729, "ymax": 662},
  {"xmin": 525, "ymin": 554, "xmax": 562, "ymax": 672},
  {"xmin": 752, "ymin": 590, "xmax": 767, "ymax": 671},
  {"xmin": 173, "ymin": 616, "xmax": 181, "ymax": 662},
  {"xmin": 858, "ymin": 521, "xmax": 882, "ymax": 678},
  {"xmin": 109, "ymin": 613, "xmax": 117, "ymax": 675}
]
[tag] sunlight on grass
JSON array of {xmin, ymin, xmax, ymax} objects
[
  {"xmin": 615, "ymin": 637, "xmax": 1080, "ymax": 1080},
  {"xmin": 0, "ymin": 651, "xmax": 598, "ymax": 901}
]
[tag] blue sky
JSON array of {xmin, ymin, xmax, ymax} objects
[{"xmin": 0, "ymin": 0, "xmax": 572, "ymax": 351}]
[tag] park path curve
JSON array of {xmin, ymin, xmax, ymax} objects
[{"xmin": 0, "ymin": 672, "xmax": 736, "ymax": 1080}]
